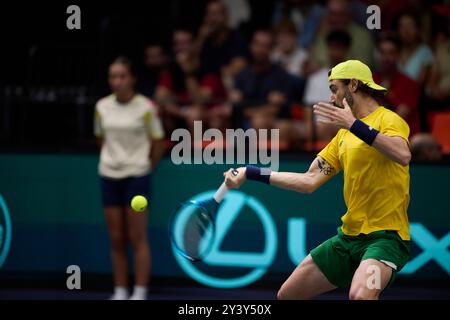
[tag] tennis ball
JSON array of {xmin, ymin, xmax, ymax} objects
[{"xmin": 131, "ymin": 195, "xmax": 148, "ymax": 212}]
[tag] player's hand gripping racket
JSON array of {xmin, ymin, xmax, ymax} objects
[{"xmin": 169, "ymin": 168, "xmax": 239, "ymax": 262}]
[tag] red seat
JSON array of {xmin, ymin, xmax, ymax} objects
[{"xmin": 431, "ymin": 112, "xmax": 450, "ymax": 154}]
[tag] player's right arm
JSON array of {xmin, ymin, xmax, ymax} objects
[
  {"xmin": 269, "ymin": 156, "xmax": 337, "ymax": 193},
  {"xmin": 224, "ymin": 156, "xmax": 337, "ymax": 194}
]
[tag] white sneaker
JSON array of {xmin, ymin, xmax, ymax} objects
[
  {"xmin": 109, "ymin": 293, "xmax": 129, "ymax": 300},
  {"xmin": 108, "ymin": 290, "xmax": 129, "ymax": 300},
  {"xmin": 129, "ymin": 286, "xmax": 147, "ymax": 300},
  {"xmin": 129, "ymin": 294, "xmax": 146, "ymax": 300}
]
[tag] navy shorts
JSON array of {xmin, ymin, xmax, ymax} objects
[{"xmin": 100, "ymin": 174, "xmax": 151, "ymax": 207}]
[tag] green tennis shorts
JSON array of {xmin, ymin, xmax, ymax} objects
[{"xmin": 310, "ymin": 228, "xmax": 411, "ymax": 288}]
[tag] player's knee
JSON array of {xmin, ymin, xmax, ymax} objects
[
  {"xmin": 277, "ymin": 285, "xmax": 298, "ymax": 300},
  {"xmin": 276, "ymin": 286, "xmax": 288, "ymax": 300},
  {"xmin": 277, "ymin": 280, "xmax": 311, "ymax": 300},
  {"xmin": 277, "ymin": 285, "xmax": 311, "ymax": 300},
  {"xmin": 276, "ymin": 289, "xmax": 283, "ymax": 300},
  {"xmin": 349, "ymin": 286, "xmax": 379, "ymax": 300}
]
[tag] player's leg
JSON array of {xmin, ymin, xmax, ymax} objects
[
  {"xmin": 104, "ymin": 206, "xmax": 129, "ymax": 298},
  {"xmin": 277, "ymin": 254, "xmax": 337, "ymax": 300},
  {"xmin": 125, "ymin": 174, "xmax": 151, "ymax": 299},
  {"xmin": 278, "ymin": 231, "xmax": 360, "ymax": 300},
  {"xmin": 349, "ymin": 231, "xmax": 411, "ymax": 300},
  {"xmin": 126, "ymin": 207, "xmax": 151, "ymax": 287},
  {"xmin": 349, "ymin": 259, "xmax": 393, "ymax": 300},
  {"xmin": 101, "ymin": 176, "xmax": 129, "ymax": 299}
]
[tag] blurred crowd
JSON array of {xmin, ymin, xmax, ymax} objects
[{"xmin": 131, "ymin": 0, "xmax": 450, "ymax": 159}]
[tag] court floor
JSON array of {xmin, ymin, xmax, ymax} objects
[{"xmin": 1, "ymin": 285, "xmax": 449, "ymax": 300}]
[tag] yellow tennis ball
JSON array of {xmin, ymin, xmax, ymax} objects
[{"xmin": 131, "ymin": 195, "xmax": 148, "ymax": 212}]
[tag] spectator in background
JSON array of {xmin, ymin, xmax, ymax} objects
[
  {"xmin": 231, "ymin": 30, "xmax": 292, "ymax": 132},
  {"xmin": 396, "ymin": 11, "xmax": 434, "ymax": 84},
  {"xmin": 155, "ymin": 29, "xmax": 226, "ymax": 134},
  {"xmin": 272, "ymin": 0, "xmax": 325, "ymax": 49},
  {"xmin": 350, "ymin": 0, "xmax": 377, "ymax": 28},
  {"xmin": 302, "ymin": 30, "xmax": 352, "ymax": 143},
  {"xmin": 373, "ymin": 34, "xmax": 421, "ymax": 135},
  {"xmin": 304, "ymin": 31, "xmax": 351, "ymax": 107},
  {"xmin": 376, "ymin": 0, "xmax": 410, "ymax": 31},
  {"xmin": 94, "ymin": 57, "xmax": 165, "ymax": 300},
  {"xmin": 222, "ymin": 0, "xmax": 251, "ymax": 29},
  {"xmin": 310, "ymin": 0, "xmax": 375, "ymax": 71},
  {"xmin": 410, "ymin": 133, "xmax": 442, "ymax": 162},
  {"xmin": 426, "ymin": 13, "xmax": 450, "ymax": 109},
  {"xmin": 138, "ymin": 44, "xmax": 169, "ymax": 98},
  {"xmin": 196, "ymin": 0, "xmax": 248, "ymax": 91},
  {"xmin": 271, "ymin": 18, "xmax": 309, "ymax": 78}
]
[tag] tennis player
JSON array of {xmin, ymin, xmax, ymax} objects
[
  {"xmin": 94, "ymin": 57, "xmax": 165, "ymax": 300},
  {"xmin": 224, "ymin": 60, "xmax": 411, "ymax": 300}
]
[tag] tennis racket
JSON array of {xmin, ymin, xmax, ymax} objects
[{"xmin": 169, "ymin": 168, "xmax": 239, "ymax": 262}]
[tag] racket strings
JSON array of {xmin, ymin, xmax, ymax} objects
[{"xmin": 174, "ymin": 203, "xmax": 215, "ymax": 261}]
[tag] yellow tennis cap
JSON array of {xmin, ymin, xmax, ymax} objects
[{"xmin": 328, "ymin": 60, "xmax": 387, "ymax": 91}]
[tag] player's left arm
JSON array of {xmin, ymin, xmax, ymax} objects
[
  {"xmin": 371, "ymin": 134, "xmax": 410, "ymax": 166},
  {"xmin": 314, "ymin": 99, "xmax": 411, "ymax": 166}
]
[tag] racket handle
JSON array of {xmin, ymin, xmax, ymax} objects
[
  {"xmin": 214, "ymin": 183, "xmax": 229, "ymax": 203},
  {"xmin": 214, "ymin": 168, "xmax": 239, "ymax": 203}
]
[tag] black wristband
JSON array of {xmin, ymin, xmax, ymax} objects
[
  {"xmin": 349, "ymin": 119, "xmax": 379, "ymax": 146},
  {"xmin": 245, "ymin": 165, "xmax": 271, "ymax": 184}
]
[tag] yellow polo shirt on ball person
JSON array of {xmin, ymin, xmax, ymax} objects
[{"xmin": 318, "ymin": 106, "xmax": 411, "ymax": 240}]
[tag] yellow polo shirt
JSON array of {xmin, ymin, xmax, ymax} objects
[{"xmin": 318, "ymin": 107, "xmax": 411, "ymax": 240}]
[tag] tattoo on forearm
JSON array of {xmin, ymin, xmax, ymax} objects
[{"xmin": 317, "ymin": 159, "xmax": 334, "ymax": 176}]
